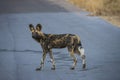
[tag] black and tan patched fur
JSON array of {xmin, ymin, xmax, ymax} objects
[{"xmin": 29, "ymin": 24, "xmax": 86, "ymax": 71}]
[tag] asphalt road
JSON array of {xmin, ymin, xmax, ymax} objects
[{"xmin": 0, "ymin": 0, "xmax": 120, "ymax": 80}]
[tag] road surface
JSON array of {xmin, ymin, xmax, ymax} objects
[{"xmin": 0, "ymin": 0, "xmax": 120, "ymax": 80}]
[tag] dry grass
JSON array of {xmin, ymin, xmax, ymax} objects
[
  {"xmin": 68, "ymin": 0, "xmax": 120, "ymax": 27},
  {"xmin": 69, "ymin": 0, "xmax": 120, "ymax": 15}
]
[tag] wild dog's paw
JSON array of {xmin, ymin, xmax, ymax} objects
[
  {"xmin": 70, "ymin": 67, "xmax": 75, "ymax": 70},
  {"xmin": 51, "ymin": 65, "xmax": 55, "ymax": 70},
  {"xmin": 36, "ymin": 67, "xmax": 42, "ymax": 71},
  {"xmin": 82, "ymin": 64, "xmax": 86, "ymax": 69},
  {"xmin": 51, "ymin": 67, "xmax": 55, "ymax": 70}
]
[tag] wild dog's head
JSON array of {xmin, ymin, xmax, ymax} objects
[{"xmin": 29, "ymin": 24, "xmax": 44, "ymax": 41}]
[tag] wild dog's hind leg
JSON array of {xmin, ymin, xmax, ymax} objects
[
  {"xmin": 49, "ymin": 49, "xmax": 56, "ymax": 70},
  {"xmin": 68, "ymin": 46, "xmax": 77, "ymax": 70},
  {"xmin": 78, "ymin": 47, "xmax": 86, "ymax": 69},
  {"xmin": 36, "ymin": 50, "xmax": 47, "ymax": 71}
]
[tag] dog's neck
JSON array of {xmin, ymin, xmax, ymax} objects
[{"xmin": 38, "ymin": 33, "xmax": 48, "ymax": 43}]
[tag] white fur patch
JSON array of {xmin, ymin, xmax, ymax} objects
[
  {"xmin": 78, "ymin": 47, "xmax": 85, "ymax": 56},
  {"xmin": 78, "ymin": 47, "xmax": 86, "ymax": 64}
]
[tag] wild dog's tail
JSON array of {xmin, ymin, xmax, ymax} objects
[
  {"xmin": 78, "ymin": 42, "xmax": 86, "ymax": 69},
  {"xmin": 74, "ymin": 40, "xmax": 86, "ymax": 69},
  {"xmin": 74, "ymin": 35, "xmax": 85, "ymax": 56},
  {"xmin": 74, "ymin": 41, "xmax": 83, "ymax": 53},
  {"xmin": 78, "ymin": 41, "xmax": 84, "ymax": 55}
]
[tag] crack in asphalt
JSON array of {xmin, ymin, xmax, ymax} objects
[{"xmin": 0, "ymin": 49, "xmax": 42, "ymax": 53}]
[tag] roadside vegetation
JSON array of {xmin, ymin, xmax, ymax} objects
[{"xmin": 68, "ymin": 0, "xmax": 120, "ymax": 27}]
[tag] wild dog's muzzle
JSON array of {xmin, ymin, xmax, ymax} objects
[{"xmin": 32, "ymin": 32, "xmax": 39, "ymax": 39}]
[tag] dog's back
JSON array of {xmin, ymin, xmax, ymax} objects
[{"xmin": 44, "ymin": 34, "xmax": 81, "ymax": 49}]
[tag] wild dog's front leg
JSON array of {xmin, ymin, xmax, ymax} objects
[
  {"xmin": 36, "ymin": 50, "xmax": 47, "ymax": 71},
  {"xmin": 49, "ymin": 49, "xmax": 56, "ymax": 70}
]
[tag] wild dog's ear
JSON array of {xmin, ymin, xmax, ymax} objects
[
  {"xmin": 36, "ymin": 24, "xmax": 42, "ymax": 31},
  {"xmin": 29, "ymin": 24, "xmax": 35, "ymax": 32}
]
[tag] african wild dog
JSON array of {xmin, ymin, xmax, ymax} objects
[{"xmin": 29, "ymin": 24, "xmax": 86, "ymax": 71}]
